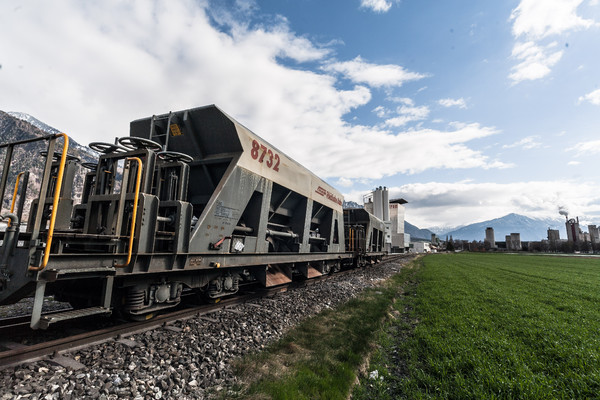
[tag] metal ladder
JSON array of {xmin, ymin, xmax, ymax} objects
[{"xmin": 149, "ymin": 112, "xmax": 175, "ymax": 151}]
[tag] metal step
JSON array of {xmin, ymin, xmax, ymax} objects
[
  {"xmin": 47, "ymin": 267, "xmax": 116, "ymax": 275},
  {"xmin": 39, "ymin": 306, "xmax": 112, "ymax": 329},
  {"xmin": 42, "ymin": 267, "xmax": 116, "ymax": 281}
]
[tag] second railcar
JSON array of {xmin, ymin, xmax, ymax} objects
[{"xmin": 343, "ymin": 208, "xmax": 385, "ymax": 266}]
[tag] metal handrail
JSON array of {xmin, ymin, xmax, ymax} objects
[
  {"xmin": 115, "ymin": 157, "xmax": 143, "ymax": 268},
  {"xmin": 29, "ymin": 133, "xmax": 69, "ymax": 272},
  {"xmin": 0, "ymin": 134, "xmax": 55, "ymax": 149},
  {"xmin": 7, "ymin": 172, "xmax": 25, "ymax": 227}
]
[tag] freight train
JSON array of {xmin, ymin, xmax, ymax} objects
[{"xmin": 0, "ymin": 105, "xmax": 386, "ymax": 329}]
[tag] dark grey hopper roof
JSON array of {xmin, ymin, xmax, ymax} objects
[{"xmin": 129, "ymin": 104, "xmax": 244, "ymax": 160}]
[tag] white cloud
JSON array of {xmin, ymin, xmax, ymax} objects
[
  {"xmin": 568, "ymin": 161, "xmax": 581, "ymax": 165},
  {"xmin": 0, "ymin": 1, "xmax": 356, "ymax": 151},
  {"xmin": 344, "ymin": 180, "xmax": 600, "ymax": 228},
  {"xmin": 384, "ymin": 104, "xmax": 430, "ymax": 127},
  {"xmin": 0, "ymin": 0, "xmax": 509, "ymax": 186},
  {"xmin": 578, "ymin": 88, "xmax": 600, "ymax": 105},
  {"xmin": 567, "ymin": 140, "xmax": 600, "ymax": 156},
  {"xmin": 321, "ymin": 123, "xmax": 510, "ymax": 180},
  {"xmin": 323, "ymin": 56, "xmax": 427, "ymax": 88},
  {"xmin": 389, "ymin": 97, "xmax": 414, "ymax": 105},
  {"xmin": 376, "ymin": 97, "xmax": 431, "ymax": 126},
  {"xmin": 510, "ymin": 0, "xmax": 596, "ymax": 39},
  {"xmin": 336, "ymin": 177, "xmax": 354, "ymax": 188},
  {"xmin": 508, "ymin": 0, "xmax": 597, "ymax": 83},
  {"xmin": 509, "ymin": 41, "xmax": 563, "ymax": 83},
  {"xmin": 438, "ymin": 98, "xmax": 467, "ymax": 109},
  {"xmin": 372, "ymin": 105, "xmax": 388, "ymax": 118},
  {"xmin": 360, "ymin": 0, "xmax": 397, "ymax": 13},
  {"xmin": 503, "ymin": 135, "xmax": 543, "ymax": 149}
]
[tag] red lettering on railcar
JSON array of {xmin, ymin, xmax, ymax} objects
[
  {"xmin": 250, "ymin": 139, "xmax": 280, "ymax": 172},
  {"xmin": 315, "ymin": 186, "xmax": 342, "ymax": 206}
]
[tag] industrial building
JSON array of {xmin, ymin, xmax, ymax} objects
[
  {"xmin": 411, "ymin": 241, "xmax": 431, "ymax": 253},
  {"xmin": 505, "ymin": 233, "xmax": 522, "ymax": 251},
  {"xmin": 566, "ymin": 216, "xmax": 585, "ymax": 243},
  {"xmin": 363, "ymin": 187, "xmax": 409, "ymax": 253},
  {"xmin": 559, "ymin": 213, "xmax": 600, "ymax": 247},
  {"xmin": 485, "ymin": 227, "xmax": 496, "ymax": 248},
  {"xmin": 547, "ymin": 229, "xmax": 560, "ymax": 242},
  {"xmin": 389, "ymin": 199, "xmax": 409, "ymax": 252},
  {"xmin": 588, "ymin": 225, "xmax": 600, "ymax": 244}
]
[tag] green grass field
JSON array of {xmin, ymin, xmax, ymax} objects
[
  {"xmin": 230, "ymin": 264, "xmax": 418, "ymax": 400},
  {"xmin": 356, "ymin": 253, "xmax": 600, "ymax": 399}
]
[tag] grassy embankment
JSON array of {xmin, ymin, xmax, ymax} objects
[
  {"xmin": 354, "ymin": 253, "xmax": 600, "ymax": 399},
  {"xmin": 229, "ymin": 260, "xmax": 419, "ymax": 400}
]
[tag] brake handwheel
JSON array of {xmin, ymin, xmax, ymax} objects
[
  {"xmin": 118, "ymin": 137, "xmax": 163, "ymax": 152},
  {"xmin": 157, "ymin": 151, "xmax": 193, "ymax": 163}
]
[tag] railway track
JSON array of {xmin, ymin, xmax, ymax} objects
[
  {"xmin": 0, "ymin": 291, "xmax": 273, "ymax": 370},
  {"xmin": 0, "ymin": 254, "xmax": 411, "ymax": 370}
]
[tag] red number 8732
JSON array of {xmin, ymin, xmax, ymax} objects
[{"xmin": 250, "ymin": 139, "xmax": 280, "ymax": 172}]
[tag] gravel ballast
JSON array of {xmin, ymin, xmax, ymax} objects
[{"xmin": 1, "ymin": 257, "xmax": 414, "ymax": 400}]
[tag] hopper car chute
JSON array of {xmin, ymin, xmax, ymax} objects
[{"xmin": 0, "ymin": 105, "xmax": 385, "ymax": 329}]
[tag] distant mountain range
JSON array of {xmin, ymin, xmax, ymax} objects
[
  {"xmin": 413, "ymin": 213, "xmax": 571, "ymax": 242},
  {"xmin": 407, "ymin": 213, "xmax": 590, "ymax": 242},
  {"xmin": 405, "ymin": 221, "xmax": 435, "ymax": 241},
  {"xmin": 345, "ymin": 200, "xmax": 570, "ymax": 242},
  {"xmin": 6, "ymin": 112, "xmax": 60, "ymax": 135},
  {"xmin": 440, "ymin": 213, "xmax": 568, "ymax": 242},
  {"xmin": 342, "ymin": 200, "xmax": 362, "ymax": 209}
]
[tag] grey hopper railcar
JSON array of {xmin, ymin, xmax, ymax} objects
[
  {"xmin": 343, "ymin": 208, "xmax": 386, "ymax": 266},
  {"xmin": 0, "ymin": 105, "xmax": 385, "ymax": 329}
]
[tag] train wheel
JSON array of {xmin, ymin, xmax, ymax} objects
[{"xmin": 333, "ymin": 262, "xmax": 341, "ymax": 273}]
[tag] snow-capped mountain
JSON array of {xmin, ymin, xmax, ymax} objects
[
  {"xmin": 0, "ymin": 110, "xmax": 98, "ymax": 215},
  {"xmin": 342, "ymin": 200, "xmax": 362, "ymax": 209},
  {"xmin": 442, "ymin": 213, "xmax": 568, "ymax": 242},
  {"xmin": 426, "ymin": 224, "xmax": 464, "ymax": 236},
  {"xmin": 7, "ymin": 112, "xmax": 60, "ymax": 135}
]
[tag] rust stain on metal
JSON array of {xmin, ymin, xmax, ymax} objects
[{"xmin": 265, "ymin": 265, "xmax": 292, "ymax": 287}]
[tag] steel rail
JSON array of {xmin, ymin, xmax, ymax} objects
[
  {"xmin": 0, "ymin": 296, "xmax": 244, "ymax": 369},
  {"xmin": 0, "ymin": 282, "xmax": 300, "ymax": 370}
]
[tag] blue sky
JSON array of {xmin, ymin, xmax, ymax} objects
[{"xmin": 1, "ymin": 0, "xmax": 599, "ymax": 229}]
